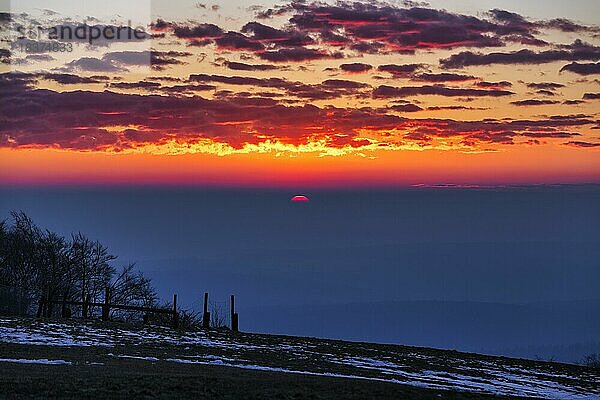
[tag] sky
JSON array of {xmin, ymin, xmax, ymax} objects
[{"xmin": 1, "ymin": 0, "xmax": 599, "ymax": 186}]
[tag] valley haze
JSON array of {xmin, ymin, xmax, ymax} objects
[{"xmin": 2, "ymin": 184, "xmax": 598, "ymax": 363}]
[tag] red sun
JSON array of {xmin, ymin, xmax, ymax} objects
[{"xmin": 291, "ymin": 195, "xmax": 310, "ymax": 202}]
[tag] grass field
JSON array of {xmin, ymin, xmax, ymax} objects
[{"xmin": 0, "ymin": 317, "xmax": 598, "ymax": 399}]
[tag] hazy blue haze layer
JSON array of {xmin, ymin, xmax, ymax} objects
[{"xmin": 2, "ymin": 185, "xmax": 599, "ymax": 362}]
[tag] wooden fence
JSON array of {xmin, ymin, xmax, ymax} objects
[{"xmin": 36, "ymin": 288, "xmax": 238, "ymax": 332}]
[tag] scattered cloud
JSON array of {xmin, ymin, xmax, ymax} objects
[
  {"xmin": 440, "ymin": 40, "xmax": 600, "ymax": 68},
  {"xmin": 223, "ymin": 61, "xmax": 280, "ymax": 71},
  {"xmin": 564, "ymin": 141, "xmax": 600, "ymax": 148},
  {"xmin": 412, "ymin": 73, "xmax": 477, "ymax": 82},
  {"xmin": 526, "ymin": 82, "xmax": 565, "ymax": 90},
  {"xmin": 510, "ymin": 99, "xmax": 560, "ymax": 106},
  {"xmin": 340, "ymin": 63, "xmax": 373, "ymax": 73},
  {"xmin": 373, "ymin": 85, "xmax": 514, "ymax": 98},
  {"xmin": 1, "ymin": 74, "xmax": 591, "ymax": 153},
  {"xmin": 560, "ymin": 62, "xmax": 600, "ymax": 75},
  {"xmin": 377, "ymin": 64, "xmax": 428, "ymax": 77}
]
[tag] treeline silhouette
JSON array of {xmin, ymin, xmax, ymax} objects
[{"xmin": 0, "ymin": 211, "xmax": 157, "ymax": 318}]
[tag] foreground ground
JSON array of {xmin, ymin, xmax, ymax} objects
[{"xmin": 0, "ymin": 317, "xmax": 598, "ymax": 399}]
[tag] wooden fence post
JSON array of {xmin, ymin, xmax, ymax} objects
[
  {"xmin": 102, "ymin": 287, "xmax": 110, "ymax": 321},
  {"xmin": 232, "ymin": 313, "xmax": 239, "ymax": 333},
  {"xmin": 230, "ymin": 294, "xmax": 238, "ymax": 333},
  {"xmin": 202, "ymin": 292, "xmax": 210, "ymax": 329},
  {"xmin": 172, "ymin": 293, "xmax": 178, "ymax": 329}
]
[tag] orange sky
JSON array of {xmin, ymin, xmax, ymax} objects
[{"xmin": 2, "ymin": 144, "xmax": 598, "ymax": 187}]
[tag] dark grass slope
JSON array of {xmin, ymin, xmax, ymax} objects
[
  {"xmin": 0, "ymin": 346, "xmax": 530, "ymax": 400},
  {"xmin": 1, "ymin": 317, "xmax": 599, "ymax": 399}
]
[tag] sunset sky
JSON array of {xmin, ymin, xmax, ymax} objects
[{"xmin": 1, "ymin": 0, "xmax": 599, "ymax": 186}]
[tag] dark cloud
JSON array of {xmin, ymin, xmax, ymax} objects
[
  {"xmin": 287, "ymin": 2, "xmax": 513, "ymax": 53},
  {"xmin": 377, "ymin": 64, "xmax": 427, "ymax": 76},
  {"xmin": 390, "ymin": 104, "xmax": 423, "ymax": 112},
  {"xmin": 475, "ymin": 81, "xmax": 512, "ymax": 88},
  {"xmin": 486, "ymin": 9, "xmax": 544, "ymax": 46},
  {"xmin": 188, "ymin": 73, "xmax": 369, "ymax": 100},
  {"xmin": 510, "ymin": 99, "xmax": 560, "ymax": 106},
  {"xmin": 39, "ymin": 73, "xmax": 107, "ymax": 85},
  {"xmin": 284, "ymin": 3, "xmax": 596, "ymax": 58},
  {"xmin": 441, "ymin": 40, "xmax": 600, "ymax": 68},
  {"xmin": 560, "ymin": 62, "xmax": 600, "ymax": 75},
  {"xmin": 520, "ymin": 131, "xmax": 577, "ymax": 138},
  {"xmin": 103, "ymin": 50, "xmax": 192, "ymax": 71},
  {"xmin": 170, "ymin": 23, "xmax": 224, "ymax": 39},
  {"xmin": 563, "ymin": 99, "xmax": 586, "ymax": 105},
  {"xmin": 157, "ymin": 83, "xmax": 217, "ymax": 95},
  {"xmin": 350, "ymin": 41, "xmax": 389, "ymax": 54},
  {"xmin": 583, "ymin": 93, "xmax": 600, "ymax": 99},
  {"xmin": 150, "ymin": 51, "xmax": 192, "ymax": 70},
  {"xmin": 254, "ymin": 4, "xmax": 294, "ymax": 19},
  {"xmin": 340, "ymin": 63, "xmax": 373, "ymax": 73},
  {"xmin": 321, "ymin": 79, "xmax": 369, "ymax": 89},
  {"xmin": 24, "ymin": 54, "xmax": 55, "ymax": 62},
  {"xmin": 412, "ymin": 73, "xmax": 476, "ymax": 82},
  {"xmin": 539, "ymin": 18, "xmax": 600, "ymax": 33},
  {"xmin": 62, "ymin": 57, "xmax": 127, "ymax": 72},
  {"xmin": 241, "ymin": 22, "xmax": 313, "ymax": 47},
  {"xmin": 0, "ymin": 72, "xmax": 107, "ymax": 86},
  {"xmin": 215, "ymin": 32, "xmax": 265, "ymax": 51},
  {"xmin": 0, "ymin": 49, "xmax": 11, "ymax": 64},
  {"xmin": 153, "ymin": 3, "xmax": 600, "ymax": 61},
  {"xmin": 536, "ymin": 90, "xmax": 556, "ymax": 96},
  {"xmin": 564, "ymin": 141, "xmax": 600, "ymax": 148},
  {"xmin": 108, "ymin": 81, "xmax": 162, "ymax": 90},
  {"xmin": 427, "ymin": 105, "xmax": 488, "ymax": 111},
  {"xmin": 527, "ymin": 82, "xmax": 565, "ymax": 90},
  {"xmin": 189, "ymin": 73, "xmax": 281, "ymax": 87},
  {"xmin": 488, "ymin": 9, "xmax": 531, "ymax": 27},
  {"xmin": 487, "ymin": 10, "xmax": 599, "ymax": 42},
  {"xmin": 0, "ymin": 71, "xmax": 593, "ymax": 152},
  {"xmin": 147, "ymin": 2, "xmax": 599, "ymax": 65},
  {"xmin": 224, "ymin": 61, "xmax": 280, "ymax": 71},
  {"xmin": 373, "ymin": 85, "xmax": 514, "ymax": 98},
  {"xmin": 63, "ymin": 50, "xmax": 191, "ymax": 73},
  {"xmin": 147, "ymin": 76, "xmax": 183, "ymax": 82},
  {"xmin": 151, "ymin": 17, "xmax": 330, "ymax": 62},
  {"xmin": 150, "ymin": 18, "xmax": 172, "ymax": 32}
]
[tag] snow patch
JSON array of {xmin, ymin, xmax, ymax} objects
[{"xmin": 0, "ymin": 358, "xmax": 71, "ymax": 365}]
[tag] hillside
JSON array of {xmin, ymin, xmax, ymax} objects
[
  {"xmin": 240, "ymin": 299, "xmax": 600, "ymax": 363},
  {"xmin": 0, "ymin": 317, "xmax": 598, "ymax": 399}
]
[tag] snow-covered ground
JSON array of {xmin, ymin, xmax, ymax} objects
[
  {"xmin": 0, "ymin": 358, "xmax": 71, "ymax": 365},
  {"xmin": 0, "ymin": 317, "xmax": 598, "ymax": 399}
]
